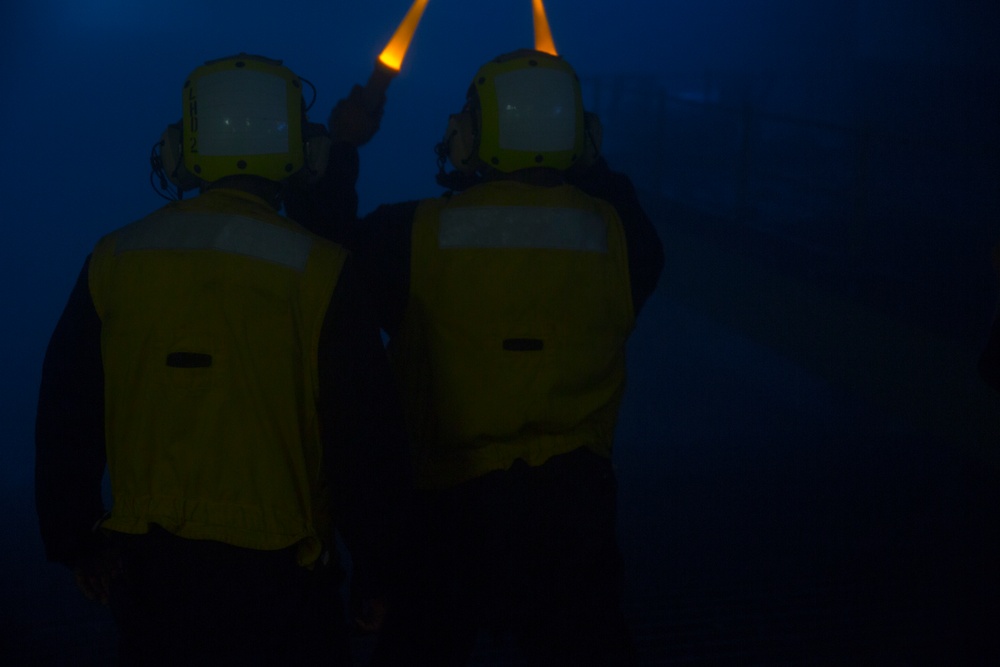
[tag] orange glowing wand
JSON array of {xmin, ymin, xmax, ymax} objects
[
  {"xmin": 363, "ymin": 0, "xmax": 431, "ymax": 110},
  {"xmin": 532, "ymin": 0, "xmax": 558, "ymax": 55}
]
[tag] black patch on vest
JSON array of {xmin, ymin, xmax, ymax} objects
[
  {"xmin": 502, "ymin": 338, "xmax": 544, "ymax": 352},
  {"xmin": 166, "ymin": 352, "xmax": 213, "ymax": 368}
]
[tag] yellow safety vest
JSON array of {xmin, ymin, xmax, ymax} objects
[
  {"xmin": 88, "ymin": 188, "xmax": 346, "ymax": 566},
  {"xmin": 394, "ymin": 180, "xmax": 635, "ymax": 489}
]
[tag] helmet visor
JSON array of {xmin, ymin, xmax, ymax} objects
[
  {"xmin": 196, "ymin": 69, "xmax": 291, "ymax": 157},
  {"xmin": 493, "ymin": 68, "xmax": 578, "ymax": 153}
]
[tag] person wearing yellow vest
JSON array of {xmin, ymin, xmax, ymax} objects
[
  {"xmin": 288, "ymin": 48, "xmax": 663, "ymax": 666},
  {"xmin": 35, "ymin": 54, "xmax": 409, "ymax": 665}
]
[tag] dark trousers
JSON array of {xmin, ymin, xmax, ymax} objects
[
  {"xmin": 371, "ymin": 448, "xmax": 637, "ymax": 667},
  {"xmin": 108, "ymin": 525, "xmax": 349, "ymax": 666}
]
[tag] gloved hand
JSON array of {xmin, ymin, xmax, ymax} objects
[
  {"xmin": 329, "ymin": 84, "xmax": 385, "ymax": 148},
  {"xmin": 349, "ymin": 559, "xmax": 389, "ymax": 634},
  {"xmin": 353, "ymin": 596, "xmax": 388, "ymax": 634},
  {"xmin": 72, "ymin": 541, "xmax": 121, "ymax": 605}
]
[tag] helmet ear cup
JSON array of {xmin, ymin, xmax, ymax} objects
[
  {"xmin": 161, "ymin": 123, "xmax": 200, "ymax": 192},
  {"xmin": 445, "ymin": 110, "xmax": 477, "ymax": 173},
  {"xmin": 301, "ymin": 121, "xmax": 331, "ymax": 184}
]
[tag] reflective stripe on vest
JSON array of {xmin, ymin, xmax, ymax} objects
[
  {"xmin": 116, "ymin": 213, "xmax": 313, "ymax": 272},
  {"xmin": 439, "ymin": 206, "xmax": 608, "ymax": 252}
]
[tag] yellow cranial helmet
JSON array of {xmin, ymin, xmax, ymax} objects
[
  {"xmin": 181, "ymin": 54, "xmax": 305, "ymax": 183},
  {"xmin": 469, "ymin": 49, "xmax": 585, "ymax": 173}
]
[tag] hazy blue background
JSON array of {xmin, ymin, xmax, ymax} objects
[{"xmin": 3, "ymin": 0, "xmax": 999, "ymax": 663}]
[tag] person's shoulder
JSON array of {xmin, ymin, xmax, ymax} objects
[{"xmin": 91, "ymin": 201, "xmax": 178, "ymax": 247}]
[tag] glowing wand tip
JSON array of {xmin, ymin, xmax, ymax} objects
[
  {"xmin": 362, "ymin": 0, "xmax": 430, "ymax": 110},
  {"xmin": 377, "ymin": 0, "xmax": 430, "ymax": 72},
  {"xmin": 532, "ymin": 0, "xmax": 558, "ymax": 55}
]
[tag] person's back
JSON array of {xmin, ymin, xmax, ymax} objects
[
  {"xmin": 91, "ymin": 186, "xmax": 343, "ymax": 561},
  {"xmin": 397, "ymin": 175, "xmax": 634, "ymax": 489},
  {"xmin": 35, "ymin": 53, "xmax": 408, "ymax": 665},
  {"xmin": 289, "ymin": 48, "xmax": 663, "ymax": 666}
]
